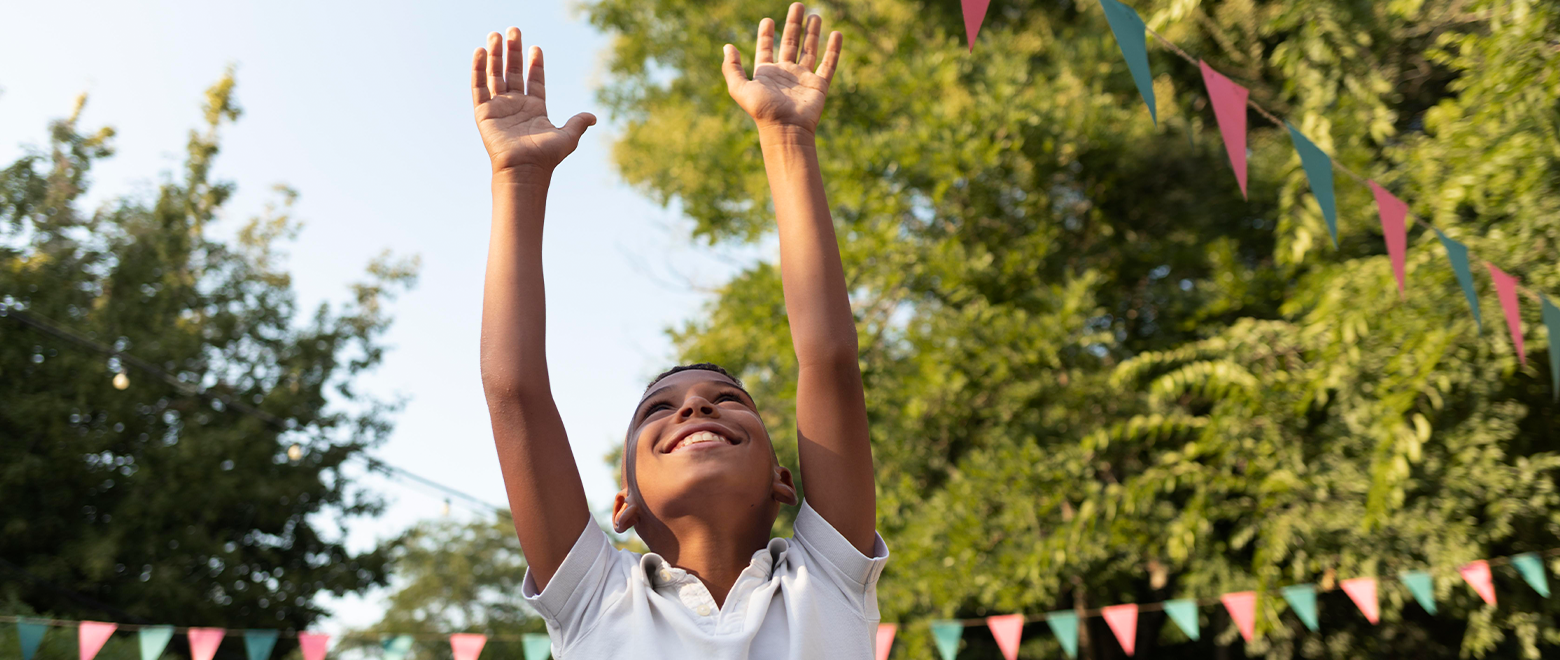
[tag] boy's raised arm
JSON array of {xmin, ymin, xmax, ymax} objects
[
  {"xmin": 724, "ymin": 4, "xmax": 877, "ymax": 554},
  {"xmin": 472, "ymin": 29, "xmax": 598, "ymax": 589}
]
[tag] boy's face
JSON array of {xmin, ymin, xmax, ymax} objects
[{"xmin": 622, "ymin": 369, "xmax": 785, "ymax": 525}]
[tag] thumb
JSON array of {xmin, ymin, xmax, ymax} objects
[
  {"xmin": 721, "ymin": 44, "xmax": 748, "ymax": 95},
  {"xmin": 561, "ymin": 112, "xmax": 597, "ymax": 142}
]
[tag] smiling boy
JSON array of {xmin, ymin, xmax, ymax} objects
[{"xmin": 473, "ymin": 3, "xmax": 884, "ymax": 658}]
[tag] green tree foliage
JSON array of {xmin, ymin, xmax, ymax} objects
[
  {"xmin": 0, "ymin": 74, "xmax": 418, "ymax": 631},
  {"xmin": 587, "ymin": 0, "xmax": 1558, "ymax": 657},
  {"xmin": 350, "ymin": 515, "xmax": 545, "ymax": 660}
]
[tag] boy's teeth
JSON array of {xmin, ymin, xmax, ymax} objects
[{"xmin": 677, "ymin": 431, "xmax": 725, "ymax": 449}]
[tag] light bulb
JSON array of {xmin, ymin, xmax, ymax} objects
[
  {"xmin": 287, "ymin": 444, "xmax": 302, "ymax": 461},
  {"xmin": 112, "ymin": 372, "xmax": 130, "ymax": 390}
]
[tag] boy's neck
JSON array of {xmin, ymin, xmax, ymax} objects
[{"xmin": 648, "ymin": 514, "xmax": 775, "ymax": 608}]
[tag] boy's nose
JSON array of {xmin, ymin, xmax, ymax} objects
[{"xmin": 679, "ymin": 397, "xmax": 717, "ymax": 418}]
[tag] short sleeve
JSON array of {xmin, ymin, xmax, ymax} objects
[
  {"xmin": 790, "ymin": 499, "xmax": 890, "ymax": 614},
  {"xmin": 521, "ymin": 518, "xmax": 624, "ymax": 635}
]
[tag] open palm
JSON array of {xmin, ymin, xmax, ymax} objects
[
  {"xmin": 723, "ymin": 4, "xmax": 843, "ymax": 134},
  {"xmin": 472, "ymin": 28, "xmax": 595, "ymax": 175}
]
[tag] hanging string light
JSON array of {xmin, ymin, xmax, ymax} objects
[{"xmin": 112, "ymin": 372, "xmax": 129, "ymax": 390}]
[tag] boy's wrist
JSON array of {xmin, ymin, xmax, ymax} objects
[
  {"xmin": 757, "ymin": 123, "xmax": 818, "ymax": 148},
  {"xmin": 492, "ymin": 165, "xmax": 555, "ymax": 189}
]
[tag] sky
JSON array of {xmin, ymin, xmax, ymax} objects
[{"xmin": 0, "ymin": 0, "xmax": 762, "ymax": 635}]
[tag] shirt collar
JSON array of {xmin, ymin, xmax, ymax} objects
[{"xmin": 640, "ymin": 537, "xmax": 791, "ymax": 588}]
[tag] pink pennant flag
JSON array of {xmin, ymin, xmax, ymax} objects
[
  {"xmin": 77, "ymin": 622, "xmax": 117, "ymax": 660},
  {"xmin": 298, "ymin": 633, "xmax": 330, "ymax": 660},
  {"xmin": 1102, "ymin": 604, "xmax": 1138, "ymax": 656},
  {"xmin": 1461, "ymin": 560, "xmax": 1497, "ymax": 605},
  {"xmin": 186, "ymin": 628, "xmax": 224, "ymax": 660},
  {"xmin": 1221, "ymin": 591, "xmax": 1257, "ymax": 642},
  {"xmin": 1486, "ymin": 264, "xmax": 1526, "ymax": 366},
  {"xmin": 874, "ymin": 623, "xmax": 897, "ymax": 660},
  {"xmin": 1369, "ymin": 181, "xmax": 1409, "ymax": 298},
  {"xmin": 1198, "ymin": 61, "xmax": 1250, "ymax": 199},
  {"xmin": 449, "ymin": 634, "xmax": 486, "ymax": 660},
  {"xmin": 986, "ymin": 614, "xmax": 1025, "ymax": 660},
  {"xmin": 961, "ymin": 0, "xmax": 992, "ymax": 51},
  {"xmin": 1340, "ymin": 577, "xmax": 1380, "ymax": 623}
]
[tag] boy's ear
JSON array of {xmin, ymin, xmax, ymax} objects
[
  {"xmin": 612, "ymin": 488, "xmax": 642, "ymax": 533},
  {"xmin": 771, "ymin": 465, "xmax": 798, "ymax": 506}
]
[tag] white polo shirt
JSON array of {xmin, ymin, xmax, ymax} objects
[{"xmin": 521, "ymin": 499, "xmax": 890, "ymax": 659}]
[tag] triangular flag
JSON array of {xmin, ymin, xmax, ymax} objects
[
  {"xmin": 18, "ymin": 620, "xmax": 48, "ymax": 660},
  {"xmin": 380, "ymin": 635, "xmax": 413, "ymax": 660},
  {"xmin": 1221, "ymin": 591, "xmax": 1258, "ymax": 642},
  {"xmin": 1460, "ymin": 560, "xmax": 1497, "ymax": 605},
  {"xmin": 961, "ymin": 0, "xmax": 991, "ymax": 51},
  {"xmin": 1399, "ymin": 570, "xmax": 1437, "ymax": 615},
  {"xmin": 1279, "ymin": 584, "xmax": 1319, "ymax": 631},
  {"xmin": 1287, "ymin": 125, "xmax": 1338, "ymax": 247},
  {"xmin": 449, "ymin": 634, "xmax": 486, "ymax": 660},
  {"xmin": 1486, "ymin": 263, "xmax": 1526, "ymax": 366},
  {"xmin": 139, "ymin": 626, "xmax": 174, "ymax": 660},
  {"xmin": 1199, "ymin": 61, "xmax": 1250, "ymax": 199},
  {"xmin": 78, "ymin": 622, "xmax": 117, "ymax": 660},
  {"xmin": 1044, "ymin": 611, "xmax": 1079, "ymax": 659},
  {"xmin": 1544, "ymin": 295, "xmax": 1560, "ymax": 401},
  {"xmin": 929, "ymin": 620, "xmax": 964, "ymax": 660},
  {"xmin": 187, "ymin": 628, "xmax": 224, "ymax": 660},
  {"xmin": 521, "ymin": 633, "xmax": 552, "ymax": 660},
  {"xmin": 298, "ymin": 633, "xmax": 330, "ymax": 660},
  {"xmin": 1101, "ymin": 604, "xmax": 1138, "ymax": 656},
  {"xmin": 244, "ymin": 631, "xmax": 278, "ymax": 660},
  {"xmin": 1098, "ymin": 0, "xmax": 1156, "ymax": 125},
  {"xmin": 987, "ymin": 614, "xmax": 1025, "ymax": 660},
  {"xmin": 1162, "ymin": 599, "xmax": 1200, "ymax": 641},
  {"xmin": 1340, "ymin": 577, "xmax": 1380, "ymax": 624},
  {"xmin": 1434, "ymin": 229, "xmax": 1483, "ymax": 333},
  {"xmin": 874, "ymin": 623, "xmax": 897, "ymax": 660},
  {"xmin": 1368, "ymin": 181, "xmax": 1409, "ymax": 298},
  {"xmin": 1511, "ymin": 553, "xmax": 1550, "ymax": 597}
]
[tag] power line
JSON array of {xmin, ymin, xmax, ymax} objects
[{"xmin": 0, "ymin": 301, "xmax": 512, "ymax": 519}]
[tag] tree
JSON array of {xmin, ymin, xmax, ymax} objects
[
  {"xmin": 586, "ymin": 0, "xmax": 1557, "ymax": 657},
  {"xmin": 0, "ymin": 72, "xmax": 417, "ymax": 634}
]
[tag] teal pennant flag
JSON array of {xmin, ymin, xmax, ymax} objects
[
  {"xmin": 140, "ymin": 626, "xmax": 175, "ymax": 660},
  {"xmin": 521, "ymin": 634, "xmax": 552, "ymax": 660},
  {"xmin": 1435, "ymin": 229, "xmax": 1483, "ymax": 333},
  {"xmin": 1280, "ymin": 584, "xmax": 1321, "ymax": 631},
  {"xmin": 1512, "ymin": 553, "xmax": 1551, "ymax": 597},
  {"xmin": 244, "ymin": 630, "xmax": 278, "ymax": 660},
  {"xmin": 1287, "ymin": 124, "xmax": 1339, "ymax": 248},
  {"xmin": 1399, "ymin": 570, "xmax": 1437, "ymax": 615},
  {"xmin": 929, "ymin": 620, "xmax": 963, "ymax": 660},
  {"xmin": 1544, "ymin": 295, "xmax": 1560, "ymax": 402},
  {"xmin": 17, "ymin": 620, "xmax": 48, "ymax": 660},
  {"xmin": 1045, "ymin": 611, "xmax": 1080, "ymax": 659},
  {"xmin": 1162, "ymin": 599, "xmax": 1200, "ymax": 641},
  {"xmin": 1098, "ymin": 0, "xmax": 1157, "ymax": 125},
  {"xmin": 380, "ymin": 635, "xmax": 413, "ymax": 660}
]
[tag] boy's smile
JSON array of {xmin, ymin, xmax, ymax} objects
[{"xmin": 663, "ymin": 423, "xmax": 741, "ymax": 453}]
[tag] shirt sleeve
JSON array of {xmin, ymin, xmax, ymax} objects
[
  {"xmin": 790, "ymin": 499, "xmax": 890, "ymax": 617},
  {"xmin": 520, "ymin": 518, "xmax": 628, "ymax": 638}
]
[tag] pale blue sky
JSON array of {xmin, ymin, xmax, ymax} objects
[{"xmin": 0, "ymin": 0, "xmax": 762, "ymax": 633}]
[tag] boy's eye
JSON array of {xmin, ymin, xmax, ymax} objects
[
  {"xmin": 646, "ymin": 402, "xmax": 672, "ymax": 414},
  {"xmin": 716, "ymin": 393, "xmax": 743, "ymax": 404}
]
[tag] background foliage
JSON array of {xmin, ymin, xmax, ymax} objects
[
  {"xmin": 0, "ymin": 74, "xmax": 417, "ymax": 636},
  {"xmin": 587, "ymin": 0, "xmax": 1559, "ymax": 657}
]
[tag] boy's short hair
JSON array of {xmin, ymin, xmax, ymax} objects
[{"xmin": 644, "ymin": 362, "xmax": 745, "ymax": 393}]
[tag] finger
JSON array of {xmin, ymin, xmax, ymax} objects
[
  {"xmin": 505, "ymin": 27, "xmax": 523, "ymax": 92},
  {"xmin": 560, "ymin": 112, "xmax": 597, "ymax": 143},
  {"xmin": 799, "ymin": 13, "xmax": 822, "ymax": 70},
  {"xmin": 526, "ymin": 46, "xmax": 546, "ymax": 101},
  {"xmin": 816, "ymin": 31, "xmax": 843, "ymax": 83},
  {"xmin": 721, "ymin": 44, "xmax": 749, "ymax": 94},
  {"xmin": 777, "ymin": 3, "xmax": 805, "ymax": 64},
  {"xmin": 486, "ymin": 32, "xmax": 506, "ymax": 96},
  {"xmin": 471, "ymin": 48, "xmax": 491, "ymax": 107},
  {"xmin": 755, "ymin": 17, "xmax": 775, "ymax": 65}
]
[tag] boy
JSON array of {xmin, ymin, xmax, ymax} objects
[{"xmin": 472, "ymin": 4, "xmax": 885, "ymax": 658}]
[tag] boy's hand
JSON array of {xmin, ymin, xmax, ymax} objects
[
  {"xmin": 472, "ymin": 28, "xmax": 596, "ymax": 178},
  {"xmin": 723, "ymin": 3, "xmax": 842, "ymax": 137}
]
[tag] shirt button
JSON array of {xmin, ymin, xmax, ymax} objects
[{"xmin": 697, "ymin": 605, "xmax": 712, "ymax": 616}]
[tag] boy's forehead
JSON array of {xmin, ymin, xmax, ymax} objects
[{"xmin": 640, "ymin": 369, "xmax": 743, "ymax": 402}]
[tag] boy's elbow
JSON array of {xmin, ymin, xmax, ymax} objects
[
  {"xmin": 480, "ymin": 361, "xmax": 548, "ymax": 402},
  {"xmin": 798, "ymin": 343, "xmax": 861, "ymax": 372}
]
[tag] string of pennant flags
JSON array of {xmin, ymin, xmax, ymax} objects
[
  {"xmin": 870, "ymin": 548, "xmax": 1560, "ymax": 660},
  {"xmin": 963, "ymin": 0, "xmax": 1560, "ymax": 399},
  {"xmin": 0, "ymin": 617, "xmax": 556, "ymax": 660}
]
